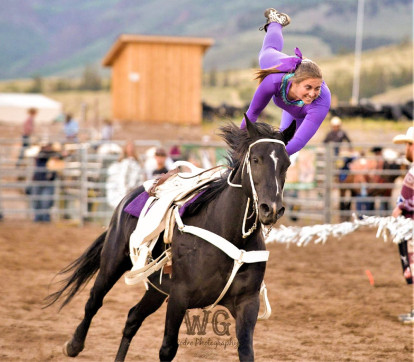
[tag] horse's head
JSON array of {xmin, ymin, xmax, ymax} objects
[{"xmin": 243, "ymin": 114, "xmax": 295, "ymax": 225}]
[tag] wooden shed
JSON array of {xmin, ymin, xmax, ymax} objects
[{"xmin": 102, "ymin": 34, "xmax": 213, "ymax": 125}]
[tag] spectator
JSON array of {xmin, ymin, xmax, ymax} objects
[
  {"xmin": 169, "ymin": 144, "xmax": 182, "ymax": 162},
  {"xmin": 106, "ymin": 140, "xmax": 143, "ymax": 208},
  {"xmin": 63, "ymin": 113, "xmax": 79, "ymax": 143},
  {"xmin": 152, "ymin": 147, "xmax": 169, "ymax": 176},
  {"xmin": 369, "ymin": 146, "xmax": 390, "ymax": 212},
  {"xmin": 30, "ymin": 142, "xmax": 63, "ymax": 222},
  {"xmin": 337, "ymin": 153, "xmax": 358, "ymax": 221},
  {"xmin": 323, "ymin": 117, "xmax": 352, "ymax": 156},
  {"xmin": 17, "ymin": 107, "xmax": 37, "ymax": 167},
  {"xmin": 101, "ymin": 119, "xmax": 114, "ymax": 141},
  {"xmin": 391, "ymin": 127, "xmax": 414, "ymax": 324},
  {"xmin": 349, "ymin": 152, "xmax": 375, "ymax": 216}
]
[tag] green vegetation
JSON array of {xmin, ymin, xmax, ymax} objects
[
  {"xmin": 0, "ymin": 43, "xmax": 411, "ymax": 123},
  {"xmin": 0, "ymin": 65, "xmax": 109, "ymax": 94},
  {"xmin": 202, "ymin": 42, "xmax": 413, "ymax": 104}
]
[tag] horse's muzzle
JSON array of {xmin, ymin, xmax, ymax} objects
[{"xmin": 259, "ymin": 202, "xmax": 285, "ymax": 225}]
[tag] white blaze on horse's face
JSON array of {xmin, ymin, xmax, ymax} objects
[{"xmin": 270, "ymin": 150, "xmax": 280, "ymax": 195}]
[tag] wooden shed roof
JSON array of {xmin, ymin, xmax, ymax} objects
[{"xmin": 102, "ymin": 34, "xmax": 214, "ymax": 66}]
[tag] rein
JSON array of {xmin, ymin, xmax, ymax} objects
[{"xmin": 227, "ymin": 138, "xmax": 286, "ymax": 238}]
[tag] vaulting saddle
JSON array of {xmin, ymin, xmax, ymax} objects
[{"xmin": 125, "ymin": 161, "xmax": 225, "ymax": 285}]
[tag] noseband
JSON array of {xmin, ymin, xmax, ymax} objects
[{"xmin": 227, "ymin": 138, "xmax": 286, "ymax": 238}]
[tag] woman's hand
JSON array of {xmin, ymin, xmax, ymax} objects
[{"xmin": 392, "ymin": 206, "xmax": 402, "ymax": 218}]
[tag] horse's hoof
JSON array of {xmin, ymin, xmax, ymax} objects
[{"xmin": 63, "ymin": 340, "xmax": 81, "ymax": 357}]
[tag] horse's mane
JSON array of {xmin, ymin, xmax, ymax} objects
[{"xmin": 185, "ymin": 121, "xmax": 281, "ymax": 216}]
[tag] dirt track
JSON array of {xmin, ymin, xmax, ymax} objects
[{"xmin": 0, "ymin": 220, "xmax": 413, "ymax": 361}]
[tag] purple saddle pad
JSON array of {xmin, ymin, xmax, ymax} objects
[{"xmin": 124, "ymin": 190, "xmax": 205, "ymax": 219}]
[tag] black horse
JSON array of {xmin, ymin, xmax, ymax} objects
[{"xmin": 45, "ymin": 116, "xmax": 295, "ymax": 361}]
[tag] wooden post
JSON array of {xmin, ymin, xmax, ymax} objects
[{"xmin": 324, "ymin": 143, "xmax": 333, "ymax": 224}]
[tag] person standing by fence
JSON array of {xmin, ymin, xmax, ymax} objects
[
  {"xmin": 30, "ymin": 142, "xmax": 63, "ymax": 222},
  {"xmin": 17, "ymin": 107, "xmax": 37, "ymax": 167},
  {"xmin": 106, "ymin": 140, "xmax": 143, "ymax": 209},
  {"xmin": 391, "ymin": 127, "xmax": 414, "ymax": 324},
  {"xmin": 152, "ymin": 147, "xmax": 169, "ymax": 176},
  {"xmin": 323, "ymin": 117, "xmax": 352, "ymax": 156},
  {"xmin": 63, "ymin": 113, "xmax": 79, "ymax": 143},
  {"xmin": 349, "ymin": 152, "xmax": 376, "ymax": 216},
  {"xmin": 101, "ymin": 119, "xmax": 114, "ymax": 141}
]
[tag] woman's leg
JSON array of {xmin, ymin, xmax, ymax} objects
[{"xmin": 258, "ymin": 22, "xmax": 286, "ymax": 69}]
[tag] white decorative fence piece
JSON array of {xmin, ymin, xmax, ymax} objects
[{"xmin": 265, "ymin": 216, "xmax": 414, "ymax": 246}]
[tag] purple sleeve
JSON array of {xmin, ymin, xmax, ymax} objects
[
  {"xmin": 240, "ymin": 76, "xmax": 276, "ymax": 129},
  {"xmin": 284, "ymin": 104, "xmax": 330, "ymax": 155},
  {"xmin": 279, "ymin": 111, "xmax": 295, "ymax": 131}
]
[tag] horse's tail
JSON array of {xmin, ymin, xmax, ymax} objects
[{"xmin": 43, "ymin": 231, "xmax": 106, "ymax": 310}]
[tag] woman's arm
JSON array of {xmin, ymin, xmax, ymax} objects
[
  {"xmin": 279, "ymin": 110, "xmax": 295, "ymax": 131},
  {"xmin": 283, "ymin": 83, "xmax": 331, "ymax": 155},
  {"xmin": 284, "ymin": 104, "xmax": 330, "ymax": 155}
]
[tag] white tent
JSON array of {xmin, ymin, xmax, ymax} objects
[{"xmin": 0, "ymin": 93, "xmax": 62, "ymax": 125}]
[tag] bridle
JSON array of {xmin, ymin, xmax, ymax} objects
[{"xmin": 227, "ymin": 138, "xmax": 286, "ymax": 238}]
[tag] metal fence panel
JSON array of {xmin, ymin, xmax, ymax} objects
[{"xmin": 0, "ymin": 140, "xmax": 408, "ymax": 225}]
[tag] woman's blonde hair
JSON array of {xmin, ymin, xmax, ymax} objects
[{"xmin": 255, "ymin": 60, "xmax": 322, "ymax": 84}]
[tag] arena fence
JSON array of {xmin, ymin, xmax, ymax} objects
[{"xmin": 0, "ymin": 139, "xmax": 408, "ymax": 226}]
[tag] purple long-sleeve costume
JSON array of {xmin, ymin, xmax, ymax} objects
[{"xmin": 241, "ymin": 23, "xmax": 331, "ymax": 155}]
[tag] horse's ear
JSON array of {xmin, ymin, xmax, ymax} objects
[
  {"xmin": 244, "ymin": 113, "xmax": 259, "ymax": 139},
  {"xmin": 281, "ymin": 120, "xmax": 296, "ymax": 144}
]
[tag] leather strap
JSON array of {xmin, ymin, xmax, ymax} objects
[
  {"xmin": 174, "ymin": 208, "xmax": 269, "ymax": 264},
  {"xmin": 173, "ymin": 207, "xmax": 268, "ymax": 310}
]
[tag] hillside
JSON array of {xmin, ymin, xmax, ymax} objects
[
  {"xmin": 0, "ymin": 43, "xmax": 412, "ymax": 120},
  {"xmin": 201, "ymin": 42, "xmax": 413, "ymax": 105},
  {"xmin": 370, "ymin": 84, "xmax": 413, "ymax": 104},
  {"xmin": 0, "ymin": 0, "xmax": 412, "ymax": 79}
]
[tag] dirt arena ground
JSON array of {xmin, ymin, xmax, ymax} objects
[{"xmin": 0, "ymin": 220, "xmax": 413, "ymax": 362}]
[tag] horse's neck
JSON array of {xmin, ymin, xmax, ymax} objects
[{"xmin": 204, "ymin": 169, "xmax": 258, "ymax": 244}]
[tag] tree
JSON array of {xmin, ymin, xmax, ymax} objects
[
  {"xmin": 79, "ymin": 64, "xmax": 102, "ymax": 91},
  {"xmin": 27, "ymin": 75, "xmax": 43, "ymax": 93},
  {"xmin": 209, "ymin": 68, "xmax": 218, "ymax": 87},
  {"xmin": 52, "ymin": 78, "xmax": 73, "ymax": 92}
]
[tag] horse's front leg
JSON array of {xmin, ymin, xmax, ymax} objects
[
  {"xmin": 233, "ymin": 295, "xmax": 260, "ymax": 362},
  {"xmin": 159, "ymin": 292, "xmax": 188, "ymax": 361},
  {"xmin": 115, "ymin": 284, "xmax": 167, "ymax": 361}
]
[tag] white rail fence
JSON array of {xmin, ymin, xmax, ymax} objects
[{"xmin": 0, "ymin": 139, "xmax": 407, "ymax": 225}]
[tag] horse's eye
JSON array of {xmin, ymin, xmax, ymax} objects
[{"xmin": 252, "ymin": 157, "xmax": 259, "ymax": 164}]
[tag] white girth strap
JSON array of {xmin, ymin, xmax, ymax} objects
[{"xmin": 174, "ymin": 207, "xmax": 269, "ymax": 310}]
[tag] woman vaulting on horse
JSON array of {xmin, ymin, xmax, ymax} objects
[{"xmin": 241, "ymin": 8, "xmax": 332, "ymax": 155}]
